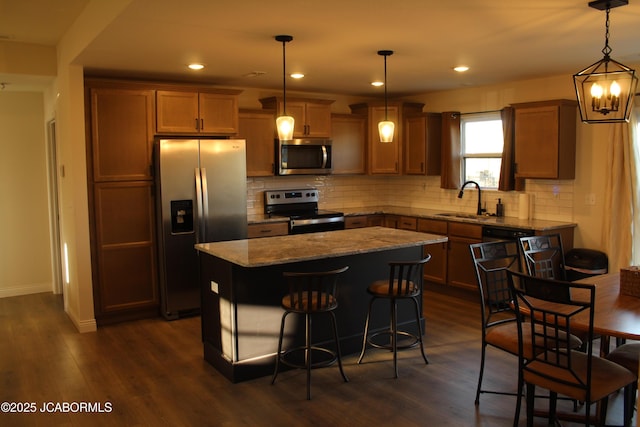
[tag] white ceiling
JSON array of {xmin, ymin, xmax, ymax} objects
[{"xmin": 2, "ymin": 0, "xmax": 640, "ymax": 97}]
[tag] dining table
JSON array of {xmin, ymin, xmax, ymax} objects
[{"xmin": 572, "ymin": 272, "xmax": 640, "ymax": 355}]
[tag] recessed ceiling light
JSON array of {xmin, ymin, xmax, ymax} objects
[
  {"xmin": 290, "ymin": 73, "xmax": 304, "ymax": 79},
  {"xmin": 188, "ymin": 63, "xmax": 205, "ymax": 70},
  {"xmin": 371, "ymin": 81, "xmax": 384, "ymax": 87},
  {"xmin": 454, "ymin": 66, "xmax": 469, "ymax": 73}
]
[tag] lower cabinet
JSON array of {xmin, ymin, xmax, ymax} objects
[
  {"xmin": 417, "ymin": 219, "xmax": 448, "ymax": 285},
  {"xmin": 446, "ymin": 222, "xmax": 482, "ymax": 290},
  {"xmin": 247, "ymin": 222, "xmax": 288, "ymax": 238},
  {"xmin": 91, "ymin": 182, "xmax": 159, "ymax": 324},
  {"xmin": 417, "ymin": 218, "xmax": 482, "ymax": 290},
  {"xmin": 345, "ymin": 214, "xmax": 385, "ymax": 229}
]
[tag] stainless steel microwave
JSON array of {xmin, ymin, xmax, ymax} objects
[{"xmin": 276, "ymin": 139, "xmax": 332, "ymax": 175}]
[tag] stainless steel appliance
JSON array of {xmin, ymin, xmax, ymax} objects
[
  {"xmin": 276, "ymin": 139, "xmax": 332, "ymax": 175},
  {"xmin": 264, "ymin": 189, "xmax": 344, "ymax": 234},
  {"xmin": 482, "ymin": 225, "xmax": 534, "ymax": 242},
  {"xmin": 156, "ymin": 138, "xmax": 248, "ymax": 319}
]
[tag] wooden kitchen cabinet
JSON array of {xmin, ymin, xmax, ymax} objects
[
  {"xmin": 397, "ymin": 216, "xmax": 417, "ymax": 230},
  {"xmin": 86, "ymin": 81, "xmax": 160, "ymax": 324},
  {"xmin": 446, "ymin": 222, "xmax": 483, "ymax": 291},
  {"xmin": 513, "ymin": 99, "xmax": 577, "ymax": 179},
  {"xmin": 350, "ymin": 102, "xmax": 424, "ymax": 175},
  {"xmin": 92, "ymin": 181, "xmax": 158, "ymax": 319},
  {"xmin": 367, "ymin": 215, "xmax": 385, "ymax": 227},
  {"xmin": 259, "ymin": 97, "xmax": 333, "ymax": 138},
  {"xmin": 345, "ymin": 215, "xmax": 368, "ymax": 229},
  {"xmin": 331, "ymin": 114, "xmax": 366, "ymax": 174},
  {"xmin": 90, "ymin": 87, "xmax": 155, "ymax": 181},
  {"xmin": 418, "ymin": 219, "xmax": 448, "ymax": 285},
  {"xmin": 247, "ymin": 222, "xmax": 289, "ymax": 238},
  {"xmin": 156, "ymin": 89, "xmax": 240, "ymax": 134},
  {"xmin": 404, "ymin": 113, "xmax": 442, "ymax": 175},
  {"xmin": 238, "ymin": 109, "xmax": 276, "ymax": 177}
]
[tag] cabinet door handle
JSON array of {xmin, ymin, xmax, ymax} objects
[
  {"xmin": 195, "ymin": 118, "xmax": 199, "ymax": 130},
  {"xmin": 200, "ymin": 118, "xmax": 204, "ymax": 131}
]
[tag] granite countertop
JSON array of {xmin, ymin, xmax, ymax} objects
[
  {"xmin": 196, "ymin": 226, "xmax": 447, "ymax": 268},
  {"xmin": 341, "ymin": 206, "xmax": 576, "ymax": 231},
  {"xmin": 248, "ymin": 206, "xmax": 576, "ymax": 231}
]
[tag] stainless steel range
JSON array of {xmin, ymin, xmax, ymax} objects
[{"xmin": 264, "ymin": 189, "xmax": 345, "ymax": 234}]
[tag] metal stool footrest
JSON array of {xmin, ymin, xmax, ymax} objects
[
  {"xmin": 367, "ymin": 330, "xmax": 420, "ymax": 351},
  {"xmin": 279, "ymin": 346, "xmax": 338, "ymax": 370}
]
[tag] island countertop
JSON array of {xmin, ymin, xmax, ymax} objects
[{"xmin": 195, "ymin": 226, "xmax": 447, "ymax": 268}]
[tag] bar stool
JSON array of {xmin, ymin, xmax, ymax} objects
[
  {"xmin": 357, "ymin": 256, "xmax": 431, "ymax": 378},
  {"xmin": 271, "ymin": 266, "xmax": 349, "ymax": 400}
]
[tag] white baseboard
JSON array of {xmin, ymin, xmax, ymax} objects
[
  {"xmin": 66, "ymin": 309, "xmax": 97, "ymax": 333},
  {"xmin": 0, "ymin": 282, "xmax": 52, "ymax": 298}
]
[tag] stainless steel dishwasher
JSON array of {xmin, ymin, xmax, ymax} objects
[{"xmin": 482, "ymin": 225, "xmax": 535, "ymax": 242}]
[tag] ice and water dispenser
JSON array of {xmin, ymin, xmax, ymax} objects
[{"xmin": 170, "ymin": 200, "xmax": 194, "ymax": 234}]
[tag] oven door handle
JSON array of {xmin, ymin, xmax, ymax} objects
[{"xmin": 291, "ymin": 216, "xmax": 345, "ymax": 227}]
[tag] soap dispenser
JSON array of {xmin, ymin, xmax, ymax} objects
[{"xmin": 496, "ymin": 198, "xmax": 504, "ymax": 217}]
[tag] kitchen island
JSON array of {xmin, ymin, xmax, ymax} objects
[{"xmin": 195, "ymin": 226, "xmax": 447, "ymax": 382}]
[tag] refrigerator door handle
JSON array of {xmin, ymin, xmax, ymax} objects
[
  {"xmin": 201, "ymin": 168, "xmax": 210, "ymax": 240},
  {"xmin": 195, "ymin": 168, "xmax": 205, "ymax": 242}
]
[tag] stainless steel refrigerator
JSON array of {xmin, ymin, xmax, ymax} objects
[{"xmin": 155, "ymin": 138, "xmax": 248, "ymax": 319}]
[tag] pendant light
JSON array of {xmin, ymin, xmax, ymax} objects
[
  {"xmin": 573, "ymin": 0, "xmax": 638, "ymax": 123},
  {"xmin": 378, "ymin": 50, "xmax": 395, "ymax": 143},
  {"xmin": 275, "ymin": 35, "xmax": 295, "ymax": 141}
]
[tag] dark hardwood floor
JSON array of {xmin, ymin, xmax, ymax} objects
[{"xmin": 0, "ymin": 287, "xmax": 633, "ymax": 426}]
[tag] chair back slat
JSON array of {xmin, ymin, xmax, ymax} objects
[
  {"xmin": 470, "ymin": 241, "xmax": 521, "ymax": 328},
  {"xmin": 519, "ymin": 234, "xmax": 567, "ymax": 281},
  {"xmin": 383, "ymin": 256, "xmax": 431, "ymax": 296},
  {"xmin": 283, "ymin": 266, "xmax": 349, "ymax": 313},
  {"xmin": 507, "ymin": 270, "xmax": 595, "ymax": 399}
]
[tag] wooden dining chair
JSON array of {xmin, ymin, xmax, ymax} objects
[
  {"xmin": 470, "ymin": 240, "xmax": 522, "ymax": 411},
  {"xmin": 605, "ymin": 343, "xmax": 640, "ymax": 426},
  {"xmin": 507, "ymin": 270, "xmax": 636, "ymax": 427},
  {"xmin": 469, "ymin": 240, "xmax": 583, "ymax": 426}
]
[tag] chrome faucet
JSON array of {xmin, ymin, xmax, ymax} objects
[{"xmin": 458, "ymin": 180, "xmax": 485, "ymax": 215}]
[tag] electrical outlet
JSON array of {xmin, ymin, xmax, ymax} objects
[
  {"xmin": 211, "ymin": 281, "xmax": 219, "ymax": 294},
  {"xmin": 585, "ymin": 193, "xmax": 596, "ymax": 205}
]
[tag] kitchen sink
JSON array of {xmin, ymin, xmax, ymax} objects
[{"xmin": 435, "ymin": 212, "xmax": 491, "ymax": 221}]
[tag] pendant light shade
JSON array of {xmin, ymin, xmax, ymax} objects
[
  {"xmin": 378, "ymin": 121, "xmax": 395, "ymax": 143},
  {"xmin": 573, "ymin": 0, "xmax": 638, "ymax": 123},
  {"xmin": 378, "ymin": 50, "xmax": 395, "ymax": 143},
  {"xmin": 275, "ymin": 35, "xmax": 295, "ymax": 141}
]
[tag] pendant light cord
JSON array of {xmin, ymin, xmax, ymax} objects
[
  {"xmin": 282, "ymin": 39, "xmax": 287, "ymax": 115},
  {"xmin": 383, "ymin": 54, "xmax": 388, "ymax": 121}
]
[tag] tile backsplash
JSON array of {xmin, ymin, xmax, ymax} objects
[{"xmin": 248, "ymin": 175, "xmax": 574, "ymax": 222}]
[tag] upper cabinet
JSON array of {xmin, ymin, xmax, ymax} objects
[
  {"xmin": 238, "ymin": 109, "xmax": 276, "ymax": 177},
  {"xmin": 259, "ymin": 97, "xmax": 333, "ymax": 138},
  {"xmin": 90, "ymin": 87, "xmax": 155, "ymax": 182},
  {"xmin": 350, "ymin": 102, "xmax": 424, "ymax": 175},
  {"xmin": 331, "ymin": 114, "xmax": 366, "ymax": 175},
  {"xmin": 156, "ymin": 90, "xmax": 240, "ymax": 135},
  {"xmin": 404, "ymin": 112, "xmax": 442, "ymax": 175},
  {"xmin": 513, "ymin": 99, "xmax": 577, "ymax": 180}
]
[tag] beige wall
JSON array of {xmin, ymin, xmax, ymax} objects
[
  {"xmin": 7, "ymin": 0, "xmax": 636, "ymax": 330},
  {"xmin": 0, "ymin": 91, "xmax": 53, "ymax": 297}
]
